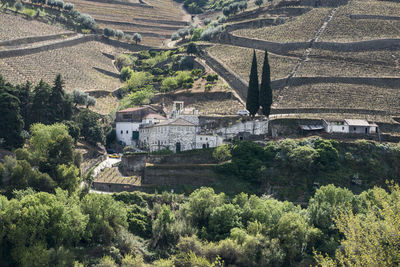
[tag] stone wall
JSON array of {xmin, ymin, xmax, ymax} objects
[
  {"xmin": 300, "ymin": 0, "xmax": 348, "ymax": 7},
  {"xmin": 92, "ymin": 182, "xmax": 144, "ymax": 192},
  {"xmin": 0, "ymin": 32, "xmax": 76, "ymax": 47},
  {"xmin": 216, "ymin": 119, "xmax": 269, "ymax": 139},
  {"xmin": 350, "ymin": 14, "xmax": 400, "ymax": 21},
  {"xmin": 143, "ymin": 165, "xmax": 218, "ymax": 186},
  {"xmin": 215, "ymin": 32, "xmax": 400, "ymax": 55},
  {"xmin": 120, "ymin": 153, "xmax": 148, "ymax": 175},
  {"xmin": 94, "ymin": 18, "xmax": 180, "ymax": 31},
  {"xmin": 225, "ymin": 18, "xmax": 281, "ymax": 32},
  {"xmin": 148, "ymin": 150, "xmax": 217, "ymax": 164},
  {"xmin": 271, "ymin": 108, "xmax": 388, "ymax": 116}
]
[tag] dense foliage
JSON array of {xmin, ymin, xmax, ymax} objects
[
  {"xmin": 1, "ymin": 184, "xmax": 400, "ymax": 266},
  {"xmin": 0, "ymin": 75, "xmax": 107, "ymax": 148},
  {"xmin": 216, "ymin": 139, "xmax": 400, "ymax": 201}
]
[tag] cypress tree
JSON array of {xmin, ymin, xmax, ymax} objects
[
  {"xmin": 50, "ymin": 74, "xmax": 69, "ymax": 122},
  {"xmin": 31, "ymin": 79, "xmax": 51, "ymax": 124},
  {"xmin": 246, "ymin": 50, "xmax": 259, "ymax": 117},
  {"xmin": 259, "ymin": 50, "xmax": 273, "ymax": 117}
]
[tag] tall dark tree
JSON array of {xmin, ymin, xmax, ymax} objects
[
  {"xmin": 259, "ymin": 50, "xmax": 273, "ymax": 117},
  {"xmin": 0, "ymin": 92, "xmax": 24, "ymax": 148},
  {"xmin": 49, "ymin": 74, "xmax": 72, "ymax": 123},
  {"xmin": 16, "ymin": 81, "xmax": 32, "ymax": 128},
  {"xmin": 31, "ymin": 79, "xmax": 51, "ymax": 124},
  {"xmin": 50, "ymin": 74, "xmax": 66, "ymax": 122},
  {"xmin": 246, "ymin": 50, "xmax": 259, "ymax": 117}
]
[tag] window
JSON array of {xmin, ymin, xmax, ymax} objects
[
  {"xmin": 126, "ymin": 130, "xmax": 129, "ymax": 134},
  {"xmin": 206, "ymin": 138, "xmax": 208, "ymax": 141},
  {"xmin": 120, "ymin": 130, "xmax": 123, "ymax": 134},
  {"xmin": 200, "ymin": 137, "xmax": 202, "ymax": 140},
  {"xmin": 342, "ymin": 127, "xmax": 344, "ymax": 130},
  {"xmin": 354, "ymin": 127, "xmax": 356, "ymax": 131}
]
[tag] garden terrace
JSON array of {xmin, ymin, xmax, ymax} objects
[
  {"xmin": 0, "ymin": 12, "xmax": 72, "ymax": 41},
  {"xmin": 0, "ymin": 41, "xmax": 125, "ymax": 93},
  {"xmin": 346, "ymin": 0, "xmax": 400, "ymax": 17},
  {"xmin": 206, "ymin": 44, "xmax": 300, "ymax": 82},
  {"xmin": 232, "ymin": 7, "xmax": 332, "ymax": 42},
  {"xmin": 318, "ymin": 2, "xmax": 400, "ymax": 42},
  {"xmin": 276, "ymin": 83, "xmax": 400, "ymax": 116},
  {"xmin": 95, "ymin": 167, "xmax": 141, "ymax": 185}
]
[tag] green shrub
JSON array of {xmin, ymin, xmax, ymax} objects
[
  {"xmin": 191, "ymin": 68, "xmax": 203, "ymax": 77},
  {"xmin": 161, "ymin": 77, "xmax": 179, "ymax": 92},
  {"xmin": 22, "ymin": 8, "xmax": 35, "ymax": 16},
  {"xmin": 206, "ymin": 74, "xmax": 218, "ymax": 83},
  {"xmin": 213, "ymin": 144, "xmax": 232, "ymax": 162},
  {"xmin": 120, "ymin": 66, "xmax": 134, "ymax": 81},
  {"xmin": 205, "ymin": 84, "xmax": 213, "ymax": 91},
  {"xmin": 128, "ymin": 87, "xmax": 154, "ymax": 105},
  {"xmin": 138, "ymin": 51, "xmax": 151, "ymax": 60},
  {"xmin": 124, "ymin": 71, "xmax": 153, "ymax": 92}
]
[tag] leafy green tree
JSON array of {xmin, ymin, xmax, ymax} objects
[
  {"xmin": 315, "ymin": 185, "xmax": 400, "ymax": 266},
  {"xmin": 133, "ymin": 33, "xmax": 142, "ymax": 44},
  {"xmin": 246, "ymin": 50, "xmax": 259, "ymax": 117},
  {"xmin": 76, "ymin": 109, "xmax": 105, "ymax": 145},
  {"xmin": 209, "ymin": 203, "xmax": 242, "ymax": 241},
  {"xmin": 81, "ymin": 194, "xmax": 128, "ymax": 245},
  {"xmin": 128, "ymin": 87, "xmax": 154, "ymax": 106},
  {"xmin": 115, "ymin": 30, "xmax": 124, "ymax": 40},
  {"xmin": 254, "ymin": 0, "xmax": 263, "ymax": 7},
  {"xmin": 186, "ymin": 42, "xmax": 198, "ymax": 55},
  {"xmin": 30, "ymin": 123, "xmax": 69, "ymax": 157},
  {"xmin": 259, "ymin": 50, "xmax": 272, "ymax": 117}
]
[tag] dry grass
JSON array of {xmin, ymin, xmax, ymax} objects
[
  {"xmin": 206, "ymin": 44, "xmax": 300, "ymax": 81},
  {"xmin": 188, "ymin": 99, "xmax": 244, "ymax": 115},
  {"xmin": 319, "ymin": 2, "xmax": 400, "ymax": 42},
  {"xmin": 0, "ymin": 40, "xmax": 124, "ymax": 90},
  {"xmin": 296, "ymin": 57, "xmax": 400, "ymax": 77},
  {"xmin": 277, "ymin": 83, "xmax": 400, "ymax": 115},
  {"xmin": 233, "ymin": 7, "xmax": 332, "ymax": 42},
  {"xmin": 0, "ymin": 12, "xmax": 71, "ymax": 41}
]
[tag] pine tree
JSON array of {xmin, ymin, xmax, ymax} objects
[
  {"xmin": 246, "ymin": 50, "xmax": 259, "ymax": 117},
  {"xmin": 259, "ymin": 50, "xmax": 273, "ymax": 117}
]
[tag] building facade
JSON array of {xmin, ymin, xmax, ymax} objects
[
  {"xmin": 323, "ymin": 119, "xmax": 378, "ymax": 134},
  {"xmin": 139, "ymin": 118, "xmax": 197, "ymax": 152},
  {"xmin": 116, "ymin": 106, "xmax": 162, "ymax": 146}
]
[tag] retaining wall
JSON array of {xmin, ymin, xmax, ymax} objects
[
  {"xmin": 225, "ymin": 18, "xmax": 280, "ymax": 32},
  {"xmin": 84, "ymin": 0, "xmax": 153, "ymax": 8},
  {"xmin": 143, "ymin": 165, "xmax": 218, "ymax": 186},
  {"xmin": 94, "ymin": 18, "xmax": 181, "ymax": 31},
  {"xmin": 270, "ymin": 108, "xmax": 388, "ymax": 116},
  {"xmin": 217, "ymin": 32, "xmax": 400, "ymax": 55},
  {"xmin": 121, "ymin": 153, "xmax": 147, "ymax": 175},
  {"xmin": 0, "ymin": 32, "xmax": 76, "ymax": 47},
  {"xmin": 350, "ymin": 14, "xmax": 400, "ymax": 20}
]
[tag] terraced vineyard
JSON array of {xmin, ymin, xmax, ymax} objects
[
  {"xmin": 207, "ymin": 44, "xmax": 300, "ymax": 81},
  {"xmin": 277, "ymin": 83, "xmax": 400, "ymax": 115},
  {"xmin": 67, "ymin": 0, "xmax": 188, "ymax": 47},
  {"xmin": 0, "ymin": 41, "xmax": 124, "ymax": 92},
  {"xmin": 200, "ymin": 0, "xmax": 400, "ymax": 124},
  {"xmin": 233, "ymin": 7, "xmax": 332, "ymax": 42},
  {"xmin": 319, "ymin": 2, "xmax": 400, "ymax": 42},
  {"xmin": 95, "ymin": 167, "xmax": 141, "ymax": 185},
  {"xmin": 0, "ymin": 12, "xmax": 71, "ymax": 41}
]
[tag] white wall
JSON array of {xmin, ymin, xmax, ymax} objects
[
  {"xmin": 195, "ymin": 135, "xmax": 223, "ymax": 149},
  {"xmin": 116, "ymin": 122, "xmax": 141, "ymax": 146},
  {"xmin": 217, "ymin": 120, "xmax": 269, "ymax": 139}
]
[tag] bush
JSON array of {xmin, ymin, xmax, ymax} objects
[
  {"xmin": 103, "ymin": 27, "xmax": 116, "ymax": 38},
  {"xmin": 115, "ymin": 54, "xmax": 134, "ymax": 69},
  {"xmin": 179, "ymin": 56, "xmax": 194, "ymax": 70},
  {"xmin": 64, "ymin": 2, "xmax": 73, "ymax": 11},
  {"xmin": 190, "ymin": 28, "xmax": 204, "ymax": 41},
  {"xmin": 151, "ymin": 68, "xmax": 164, "ymax": 75},
  {"xmin": 22, "ymin": 8, "xmax": 35, "ymax": 16},
  {"xmin": 14, "ymin": 1, "xmax": 23, "ymax": 11},
  {"xmin": 191, "ymin": 68, "xmax": 203, "ymax": 77},
  {"xmin": 115, "ymin": 30, "xmax": 124, "ymax": 40},
  {"xmin": 205, "ymin": 84, "xmax": 213, "ymax": 91},
  {"xmin": 200, "ymin": 25, "xmax": 223, "ymax": 41},
  {"xmin": 128, "ymin": 87, "xmax": 154, "ymax": 106},
  {"xmin": 124, "ymin": 72, "xmax": 153, "ymax": 92},
  {"xmin": 161, "ymin": 77, "xmax": 178, "ymax": 92},
  {"xmin": 133, "ymin": 33, "xmax": 142, "ymax": 44},
  {"xmin": 213, "ymin": 144, "xmax": 232, "ymax": 162},
  {"xmin": 120, "ymin": 66, "xmax": 134, "ymax": 81},
  {"xmin": 204, "ymin": 18, "xmax": 211, "ymax": 25},
  {"xmin": 171, "ymin": 32, "xmax": 180, "ymax": 41},
  {"xmin": 217, "ymin": 15, "xmax": 227, "ymax": 23},
  {"xmin": 206, "ymin": 74, "xmax": 218, "ymax": 83}
]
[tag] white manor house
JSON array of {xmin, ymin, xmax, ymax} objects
[{"xmin": 116, "ymin": 102, "xmax": 223, "ymax": 152}]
